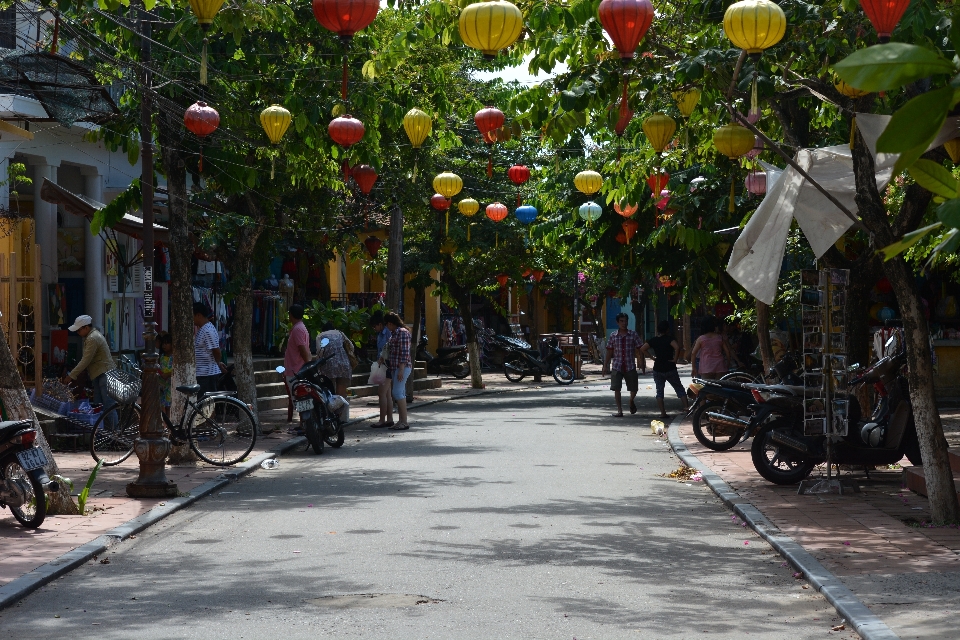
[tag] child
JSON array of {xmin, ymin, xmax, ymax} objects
[{"xmin": 158, "ymin": 333, "xmax": 173, "ymax": 417}]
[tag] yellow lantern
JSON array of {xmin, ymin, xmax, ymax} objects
[
  {"xmin": 403, "ymin": 108, "xmax": 432, "ymax": 148},
  {"xmin": 574, "ymin": 170, "xmax": 603, "ymax": 196},
  {"xmin": 458, "ymin": 0, "xmax": 524, "ymax": 59},
  {"xmin": 945, "ymin": 139, "xmax": 960, "ymax": 164},
  {"xmin": 723, "ymin": 0, "xmax": 787, "ymax": 57},
  {"xmin": 433, "ymin": 172, "xmax": 463, "ymax": 198},
  {"xmin": 642, "ymin": 113, "xmax": 676, "ymax": 153},
  {"xmin": 672, "ymin": 88, "xmax": 701, "ymax": 118},
  {"xmin": 188, "ymin": 0, "xmax": 225, "ymax": 28},
  {"xmin": 833, "ymin": 77, "xmax": 868, "ymax": 99},
  {"xmin": 713, "ymin": 123, "xmax": 755, "ymax": 159},
  {"xmin": 260, "ymin": 105, "xmax": 292, "ymax": 144},
  {"xmin": 458, "ymin": 198, "xmax": 480, "ymax": 216}
]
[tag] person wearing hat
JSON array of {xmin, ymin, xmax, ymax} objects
[{"xmin": 62, "ymin": 314, "xmax": 117, "ymax": 421}]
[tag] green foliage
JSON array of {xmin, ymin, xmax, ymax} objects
[
  {"xmin": 91, "ymin": 179, "xmax": 140, "ymax": 236},
  {"xmin": 303, "ymin": 301, "xmax": 386, "ymax": 348},
  {"xmin": 77, "ymin": 461, "xmax": 102, "ymax": 516},
  {"xmin": 834, "ymin": 44, "xmax": 955, "ymax": 93}
]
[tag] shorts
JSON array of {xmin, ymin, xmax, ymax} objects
[
  {"xmin": 610, "ymin": 369, "xmax": 639, "ymax": 392},
  {"xmin": 392, "ymin": 365, "xmax": 412, "ymax": 401},
  {"xmin": 653, "ymin": 369, "xmax": 685, "ymax": 399}
]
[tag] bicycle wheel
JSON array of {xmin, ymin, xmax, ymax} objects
[
  {"xmin": 90, "ymin": 403, "xmax": 141, "ymax": 466},
  {"xmin": 187, "ymin": 395, "xmax": 257, "ymax": 466},
  {"xmin": 719, "ymin": 372, "xmax": 759, "ymax": 385}
]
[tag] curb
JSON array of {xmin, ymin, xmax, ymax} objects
[{"xmin": 666, "ymin": 418, "xmax": 900, "ymax": 640}]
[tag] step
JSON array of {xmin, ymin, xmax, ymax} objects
[
  {"xmin": 256, "ymin": 395, "xmax": 290, "ymax": 412},
  {"xmin": 347, "ymin": 377, "xmax": 443, "ymax": 398},
  {"xmin": 256, "ymin": 381, "xmax": 287, "ymax": 399},
  {"xmin": 255, "ymin": 369, "xmax": 284, "ymax": 383},
  {"xmin": 252, "ymin": 357, "xmax": 285, "ymax": 373}
]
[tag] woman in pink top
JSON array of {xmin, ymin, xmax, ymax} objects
[{"xmin": 691, "ymin": 316, "xmax": 733, "ymax": 380}]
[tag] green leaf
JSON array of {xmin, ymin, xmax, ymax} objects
[
  {"xmin": 938, "ymin": 197, "xmax": 960, "ymax": 228},
  {"xmin": 926, "ymin": 229, "xmax": 960, "ymax": 268},
  {"xmin": 361, "ymin": 60, "xmax": 377, "ymax": 80},
  {"xmin": 77, "ymin": 461, "xmax": 102, "ymax": 515},
  {"xmin": 879, "ymin": 223, "xmax": 942, "ymax": 261},
  {"xmin": 126, "ymin": 142, "xmax": 139, "ymax": 167},
  {"xmin": 877, "ymin": 86, "xmax": 956, "ymax": 154},
  {"xmin": 892, "ymin": 143, "xmax": 928, "ymax": 176},
  {"xmin": 834, "ymin": 44, "xmax": 955, "ymax": 92},
  {"xmin": 908, "ymin": 159, "xmax": 959, "ymax": 199}
]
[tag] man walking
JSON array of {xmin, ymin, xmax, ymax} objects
[
  {"xmin": 193, "ymin": 302, "xmax": 225, "ymax": 394},
  {"xmin": 63, "ymin": 314, "xmax": 117, "ymax": 425},
  {"xmin": 602, "ymin": 312, "xmax": 643, "ymax": 417}
]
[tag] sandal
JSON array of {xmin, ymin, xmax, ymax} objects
[
  {"xmin": 629, "ymin": 400, "xmax": 637, "ymax": 414},
  {"xmin": 389, "ymin": 423, "xmax": 410, "ymax": 430},
  {"xmin": 612, "ymin": 412, "xmax": 624, "ymax": 418},
  {"xmin": 371, "ymin": 421, "xmax": 394, "ymax": 429}
]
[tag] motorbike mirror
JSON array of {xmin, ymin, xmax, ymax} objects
[
  {"xmin": 275, "ymin": 365, "xmax": 285, "ymax": 375},
  {"xmin": 319, "ymin": 337, "xmax": 330, "ymax": 349},
  {"xmin": 884, "ymin": 335, "xmax": 897, "ymax": 351}
]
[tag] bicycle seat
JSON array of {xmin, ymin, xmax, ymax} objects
[
  {"xmin": 176, "ymin": 384, "xmax": 202, "ymax": 395},
  {"xmin": 0, "ymin": 420, "xmax": 33, "ymax": 440}
]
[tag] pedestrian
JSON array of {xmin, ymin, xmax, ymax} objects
[
  {"xmin": 62, "ymin": 314, "xmax": 117, "ymax": 425},
  {"xmin": 283, "ymin": 304, "xmax": 312, "ymax": 408},
  {"xmin": 380, "ymin": 312, "xmax": 411, "ymax": 430},
  {"xmin": 641, "ymin": 320, "xmax": 690, "ymax": 419},
  {"xmin": 158, "ymin": 332, "xmax": 173, "ymax": 418},
  {"xmin": 690, "ymin": 315, "xmax": 733, "ymax": 380},
  {"xmin": 602, "ymin": 312, "xmax": 643, "ymax": 417},
  {"xmin": 370, "ymin": 310, "xmax": 394, "ymax": 428},
  {"xmin": 193, "ymin": 302, "xmax": 226, "ymax": 394},
  {"xmin": 316, "ymin": 322, "xmax": 354, "ymax": 397}
]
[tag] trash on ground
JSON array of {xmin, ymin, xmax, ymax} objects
[
  {"xmin": 261, "ymin": 459, "xmax": 280, "ymax": 469},
  {"xmin": 660, "ymin": 464, "xmax": 699, "ymax": 482}
]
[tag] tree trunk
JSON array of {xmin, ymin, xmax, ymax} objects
[
  {"xmin": 386, "ymin": 204, "xmax": 403, "ymax": 313},
  {"xmin": 756, "ymin": 300, "xmax": 774, "ymax": 375},
  {"xmin": 0, "ymin": 322, "xmax": 78, "ymax": 514},
  {"xmin": 852, "ymin": 128, "xmax": 959, "ymax": 523},
  {"xmin": 407, "ymin": 286, "xmax": 424, "ymax": 399}
]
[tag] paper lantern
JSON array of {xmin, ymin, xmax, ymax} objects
[
  {"xmin": 188, "ymin": 0, "xmax": 225, "ymax": 28},
  {"xmin": 713, "ymin": 123, "xmax": 755, "ymax": 159},
  {"xmin": 833, "ymin": 77, "xmax": 869, "ymax": 99},
  {"xmin": 615, "ymin": 231, "xmax": 628, "ymax": 245},
  {"xmin": 363, "ymin": 235, "xmax": 382, "ymax": 258},
  {"xmin": 532, "ymin": 269, "xmax": 545, "ymax": 282},
  {"xmin": 496, "ymin": 273, "xmax": 510, "ymax": 288},
  {"xmin": 440, "ymin": 239, "xmax": 457, "ymax": 255},
  {"xmin": 723, "ymin": 0, "xmax": 787, "ymax": 56},
  {"xmin": 352, "ymin": 164, "xmax": 377, "ymax": 194},
  {"xmin": 475, "ymin": 106, "xmax": 505, "ymax": 137},
  {"xmin": 579, "ymin": 201, "xmax": 602, "ymax": 223},
  {"xmin": 459, "ymin": 0, "xmax": 524, "ymax": 59},
  {"xmin": 614, "ymin": 201, "xmax": 638, "ymax": 218},
  {"xmin": 260, "ymin": 105, "xmax": 292, "ymax": 144},
  {"xmin": 403, "ymin": 108, "xmax": 432, "ymax": 148},
  {"xmin": 646, "ymin": 171, "xmax": 669, "ymax": 198},
  {"xmin": 458, "ymin": 198, "xmax": 480, "ymax": 216},
  {"xmin": 622, "ymin": 218, "xmax": 639, "ymax": 243},
  {"xmin": 745, "ymin": 135, "xmax": 764, "ymax": 159},
  {"xmin": 184, "ymin": 101, "xmax": 219, "ymax": 137},
  {"xmin": 672, "ymin": 88, "xmax": 701, "ymax": 118},
  {"xmin": 486, "ymin": 202, "xmax": 508, "ymax": 222},
  {"xmin": 597, "ymin": 0, "xmax": 654, "ymax": 59},
  {"xmin": 328, "ymin": 114, "xmax": 365, "ymax": 147},
  {"xmin": 642, "ymin": 113, "xmax": 676, "ymax": 153},
  {"xmin": 312, "ymin": 0, "xmax": 379, "ymax": 38},
  {"xmin": 745, "ymin": 169, "xmax": 766, "ymax": 195},
  {"xmin": 508, "ymin": 164, "xmax": 530, "ymax": 185},
  {"xmin": 659, "ymin": 275, "xmax": 677, "ymax": 287},
  {"xmin": 574, "ymin": 170, "xmax": 603, "ymax": 195},
  {"xmin": 515, "ymin": 205, "xmax": 537, "ymax": 224},
  {"xmin": 433, "ymin": 172, "xmax": 463, "ymax": 198},
  {"xmin": 860, "ymin": 0, "xmax": 910, "ymax": 43},
  {"xmin": 431, "ymin": 194, "xmax": 451, "ymax": 211},
  {"xmin": 945, "ymin": 139, "xmax": 960, "ymax": 164}
]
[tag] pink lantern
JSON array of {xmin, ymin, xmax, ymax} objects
[
  {"xmin": 745, "ymin": 135, "xmax": 764, "ymax": 159},
  {"xmin": 746, "ymin": 107, "xmax": 760, "ymax": 124},
  {"xmin": 655, "ymin": 190, "xmax": 671, "ymax": 211},
  {"xmin": 745, "ymin": 169, "xmax": 767, "ymax": 196}
]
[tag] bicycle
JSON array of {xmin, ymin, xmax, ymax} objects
[{"xmin": 90, "ymin": 360, "xmax": 257, "ymax": 467}]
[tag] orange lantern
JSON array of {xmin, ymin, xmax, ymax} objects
[
  {"xmin": 622, "ymin": 219, "xmax": 639, "ymax": 244},
  {"xmin": 614, "ymin": 201, "xmax": 638, "ymax": 217}
]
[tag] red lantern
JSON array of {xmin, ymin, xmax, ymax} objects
[
  {"xmin": 532, "ymin": 269, "xmax": 545, "ymax": 282},
  {"xmin": 646, "ymin": 171, "xmax": 669, "ymax": 198},
  {"xmin": 598, "ymin": 0, "xmax": 654, "ymax": 59},
  {"xmin": 508, "ymin": 165, "xmax": 530, "ymax": 185},
  {"xmin": 475, "ymin": 106, "xmax": 505, "ymax": 137},
  {"xmin": 614, "ymin": 201, "xmax": 638, "ymax": 218},
  {"xmin": 521, "ymin": 267, "xmax": 532, "ymax": 278},
  {"xmin": 431, "ymin": 193, "xmax": 451, "ymax": 211},
  {"xmin": 486, "ymin": 202, "xmax": 508, "ymax": 222},
  {"xmin": 496, "ymin": 273, "xmax": 509, "ymax": 288},
  {"xmin": 860, "ymin": 0, "xmax": 910, "ymax": 43},
  {"xmin": 622, "ymin": 219, "xmax": 639, "ymax": 244},
  {"xmin": 184, "ymin": 101, "xmax": 219, "ymax": 137},
  {"xmin": 328, "ymin": 115, "xmax": 365, "ymax": 147},
  {"xmin": 352, "ymin": 164, "xmax": 377, "ymax": 194},
  {"xmin": 312, "ymin": 0, "xmax": 379, "ymax": 38},
  {"xmin": 744, "ymin": 169, "xmax": 766, "ymax": 196},
  {"xmin": 615, "ymin": 231, "xmax": 628, "ymax": 245},
  {"xmin": 363, "ymin": 235, "xmax": 383, "ymax": 258}
]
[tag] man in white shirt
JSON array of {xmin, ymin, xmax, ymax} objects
[{"xmin": 193, "ymin": 302, "xmax": 225, "ymax": 394}]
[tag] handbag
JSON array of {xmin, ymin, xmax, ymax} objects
[
  {"xmin": 343, "ymin": 333, "xmax": 360, "ymax": 369},
  {"xmin": 368, "ymin": 361, "xmax": 388, "ymax": 385}
]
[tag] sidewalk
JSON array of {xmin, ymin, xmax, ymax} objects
[
  {"xmin": 0, "ymin": 363, "xmax": 600, "ymax": 591},
  {"xmin": 675, "ymin": 419, "xmax": 960, "ymax": 639}
]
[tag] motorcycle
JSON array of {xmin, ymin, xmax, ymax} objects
[
  {"xmin": 0, "ymin": 419, "xmax": 60, "ymax": 528},
  {"xmin": 416, "ymin": 336, "xmax": 470, "ymax": 379},
  {"xmin": 751, "ymin": 340, "xmax": 922, "ymax": 485},
  {"xmin": 502, "ymin": 337, "xmax": 575, "ymax": 385},
  {"xmin": 276, "ymin": 338, "xmax": 349, "ymax": 455}
]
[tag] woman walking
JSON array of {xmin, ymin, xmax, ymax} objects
[
  {"xmin": 316, "ymin": 322, "xmax": 354, "ymax": 397},
  {"xmin": 690, "ymin": 315, "xmax": 733, "ymax": 380},
  {"xmin": 370, "ymin": 311, "xmax": 394, "ymax": 428},
  {"xmin": 380, "ymin": 312, "xmax": 412, "ymax": 431}
]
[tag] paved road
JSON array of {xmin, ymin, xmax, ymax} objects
[{"xmin": 0, "ymin": 382, "xmax": 855, "ymax": 639}]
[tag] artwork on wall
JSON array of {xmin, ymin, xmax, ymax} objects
[
  {"xmin": 49, "ymin": 329, "xmax": 68, "ymax": 365},
  {"xmin": 47, "ymin": 283, "xmax": 66, "ymax": 326},
  {"xmin": 103, "ymin": 298, "xmax": 118, "ymax": 351},
  {"xmin": 57, "ymin": 228, "xmax": 85, "ymax": 272}
]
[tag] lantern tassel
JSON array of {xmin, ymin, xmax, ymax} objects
[
  {"xmin": 750, "ymin": 74, "xmax": 758, "ymax": 116},
  {"xmin": 729, "ymin": 173, "xmax": 736, "ymax": 213},
  {"xmin": 199, "ymin": 145, "xmax": 203, "ymax": 173},
  {"xmin": 495, "ymin": 232, "xmax": 498, "ymax": 248},
  {"xmin": 445, "ymin": 211, "xmax": 449, "ymax": 237},
  {"xmin": 467, "ymin": 224, "xmax": 471, "ymax": 242},
  {"xmin": 413, "ymin": 156, "xmax": 418, "ymax": 183},
  {"xmin": 516, "ymin": 191, "xmax": 521, "ymax": 208},
  {"xmin": 200, "ymin": 37, "xmax": 208, "ymax": 86},
  {"xmin": 849, "ymin": 115, "xmax": 856, "ymax": 150},
  {"xmin": 271, "ymin": 154, "xmax": 275, "ymax": 181},
  {"xmin": 487, "ymin": 152, "xmax": 493, "ymax": 178},
  {"xmin": 342, "ymin": 54, "xmax": 349, "ymax": 101}
]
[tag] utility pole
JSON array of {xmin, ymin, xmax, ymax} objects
[{"xmin": 127, "ymin": 2, "xmax": 176, "ymax": 498}]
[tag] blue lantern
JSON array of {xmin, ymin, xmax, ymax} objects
[
  {"xmin": 578, "ymin": 201, "xmax": 602, "ymax": 223},
  {"xmin": 515, "ymin": 204, "xmax": 537, "ymax": 224}
]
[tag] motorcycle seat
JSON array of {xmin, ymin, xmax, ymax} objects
[
  {"xmin": 176, "ymin": 384, "xmax": 202, "ymax": 395},
  {"xmin": 744, "ymin": 383, "xmax": 804, "ymax": 396},
  {"xmin": 0, "ymin": 419, "xmax": 33, "ymax": 439},
  {"xmin": 436, "ymin": 345, "xmax": 466, "ymax": 356},
  {"xmin": 700, "ymin": 379, "xmax": 746, "ymax": 390}
]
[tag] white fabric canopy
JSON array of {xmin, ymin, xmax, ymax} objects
[{"xmin": 727, "ymin": 114, "xmax": 960, "ymax": 304}]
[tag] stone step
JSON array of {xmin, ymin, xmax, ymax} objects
[
  {"xmin": 255, "ymin": 369, "xmax": 284, "ymax": 383},
  {"xmin": 347, "ymin": 377, "xmax": 443, "ymax": 399},
  {"xmin": 252, "ymin": 358, "xmax": 284, "ymax": 373},
  {"xmin": 256, "ymin": 381, "xmax": 287, "ymax": 399},
  {"xmin": 257, "ymin": 395, "xmax": 290, "ymax": 412}
]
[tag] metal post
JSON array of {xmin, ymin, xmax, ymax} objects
[
  {"xmin": 127, "ymin": 3, "xmax": 176, "ymax": 498},
  {"xmin": 572, "ymin": 270, "xmax": 582, "ymax": 379}
]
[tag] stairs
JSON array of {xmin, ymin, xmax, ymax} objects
[{"xmin": 902, "ymin": 450, "xmax": 960, "ymax": 501}]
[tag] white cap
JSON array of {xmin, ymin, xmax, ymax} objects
[{"xmin": 68, "ymin": 314, "xmax": 93, "ymax": 331}]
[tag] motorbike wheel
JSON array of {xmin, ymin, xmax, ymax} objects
[
  {"xmin": 691, "ymin": 400, "xmax": 746, "ymax": 451},
  {"xmin": 324, "ymin": 415, "xmax": 345, "ymax": 448},
  {"xmin": 553, "ymin": 359, "xmax": 575, "ymax": 385},
  {"xmin": 504, "ymin": 356, "xmax": 527, "ymax": 383},
  {"xmin": 452, "ymin": 357, "xmax": 471, "ymax": 379},
  {"xmin": 751, "ymin": 420, "xmax": 816, "ymax": 485},
  {"xmin": 304, "ymin": 415, "xmax": 323, "ymax": 455},
  {"xmin": 2, "ymin": 461, "xmax": 46, "ymax": 529}
]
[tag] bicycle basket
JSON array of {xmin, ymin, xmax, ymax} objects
[{"xmin": 105, "ymin": 368, "xmax": 142, "ymax": 404}]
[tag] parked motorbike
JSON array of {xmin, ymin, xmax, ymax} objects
[
  {"xmin": 0, "ymin": 419, "xmax": 60, "ymax": 528},
  {"xmin": 503, "ymin": 337, "xmax": 575, "ymax": 385},
  {"xmin": 751, "ymin": 341, "xmax": 922, "ymax": 485},
  {"xmin": 276, "ymin": 338, "xmax": 349, "ymax": 454},
  {"xmin": 416, "ymin": 336, "xmax": 470, "ymax": 379}
]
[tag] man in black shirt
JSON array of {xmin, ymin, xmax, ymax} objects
[{"xmin": 640, "ymin": 320, "xmax": 690, "ymax": 419}]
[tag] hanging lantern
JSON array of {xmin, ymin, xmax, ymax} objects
[
  {"xmin": 508, "ymin": 164, "xmax": 530, "ymax": 185},
  {"xmin": 458, "ymin": 198, "xmax": 480, "ymax": 216},
  {"xmin": 431, "ymin": 193, "xmax": 451, "ymax": 211},
  {"xmin": 496, "ymin": 273, "xmax": 510, "ymax": 288},
  {"xmin": 578, "ymin": 201, "xmax": 602, "ymax": 223},
  {"xmin": 745, "ymin": 134, "xmax": 764, "ymax": 159},
  {"xmin": 646, "ymin": 171, "xmax": 669, "ymax": 198},
  {"xmin": 722, "ymin": 0, "xmax": 787, "ymax": 57},
  {"xmin": 659, "ymin": 275, "xmax": 677, "ymax": 288},
  {"xmin": 313, "ymin": 0, "xmax": 380, "ymax": 99},
  {"xmin": 403, "ymin": 108, "xmax": 432, "ymax": 148},
  {"xmin": 945, "ymin": 139, "xmax": 960, "ymax": 164},
  {"xmin": 459, "ymin": 0, "xmax": 524, "ymax": 59},
  {"xmin": 260, "ymin": 104, "xmax": 293, "ymax": 180},
  {"xmin": 745, "ymin": 169, "xmax": 767, "ymax": 196},
  {"xmin": 672, "ymin": 88, "xmax": 701, "ymax": 118},
  {"xmin": 187, "ymin": 0, "xmax": 225, "ymax": 85},
  {"xmin": 615, "ymin": 231, "xmax": 628, "ymax": 245},
  {"xmin": 475, "ymin": 106, "xmax": 505, "ymax": 136},
  {"xmin": 597, "ymin": 0, "xmax": 654, "ymax": 59},
  {"xmin": 352, "ymin": 164, "xmax": 377, "ymax": 194},
  {"xmin": 622, "ymin": 218, "xmax": 639, "ymax": 244},
  {"xmin": 834, "ymin": 77, "xmax": 869, "ymax": 99},
  {"xmin": 713, "ymin": 123, "xmax": 755, "ymax": 159},
  {"xmin": 574, "ymin": 170, "xmax": 603, "ymax": 195},
  {"xmin": 328, "ymin": 114, "xmax": 365, "ymax": 147},
  {"xmin": 433, "ymin": 172, "xmax": 463, "ymax": 198},
  {"xmin": 184, "ymin": 101, "xmax": 219, "ymax": 137},
  {"xmin": 642, "ymin": 113, "xmax": 676, "ymax": 153},
  {"xmin": 860, "ymin": 0, "xmax": 910, "ymax": 43},
  {"xmin": 363, "ymin": 235, "xmax": 383, "ymax": 258},
  {"xmin": 655, "ymin": 190, "xmax": 672, "ymax": 211},
  {"xmin": 440, "ymin": 239, "xmax": 457, "ymax": 255},
  {"xmin": 486, "ymin": 202, "xmax": 508, "ymax": 222},
  {"xmin": 614, "ymin": 201, "xmax": 638, "ymax": 218},
  {"xmin": 515, "ymin": 205, "xmax": 537, "ymax": 224},
  {"xmin": 532, "ymin": 269, "xmax": 545, "ymax": 282}
]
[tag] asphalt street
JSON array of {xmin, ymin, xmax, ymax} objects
[{"xmin": 0, "ymin": 381, "xmax": 854, "ymax": 639}]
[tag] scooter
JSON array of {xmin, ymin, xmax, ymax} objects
[
  {"xmin": 0, "ymin": 419, "xmax": 60, "ymax": 528},
  {"xmin": 502, "ymin": 337, "xmax": 575, "ymax": 385},
  {"xmin": 416, "ymin": 336, "xmax": 470, "ymax": 379}
]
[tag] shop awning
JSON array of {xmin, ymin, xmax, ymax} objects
[{"xmin": 39, "ymin": 177, "xmax": 170, "ymax": 245}]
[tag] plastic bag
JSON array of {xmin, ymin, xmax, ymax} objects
[{"xmin": 368, "ymin": 362, "xmax": 388, "ymax": 385}]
